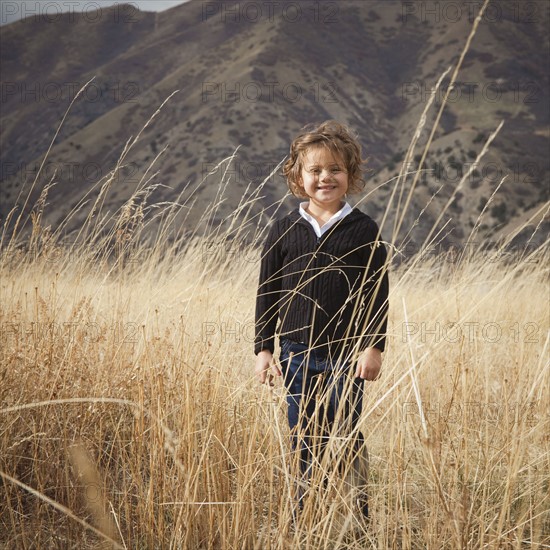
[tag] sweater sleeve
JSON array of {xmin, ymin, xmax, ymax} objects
[
  {"xmin": 359, "ymin": 222, "xmax": 389, "ymax": 353},
  {"xmin": 254, "ymin": 220, "xmax": 283, "ymax": 355}
]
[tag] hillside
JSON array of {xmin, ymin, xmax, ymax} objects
[{"xmin": 1, "ymin": 0, "xmax": 548, "ymax": 250}]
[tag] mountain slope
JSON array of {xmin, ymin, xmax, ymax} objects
[{"xmin": 1, "ymin": 0, "xmax": 548, "ymax": 249}]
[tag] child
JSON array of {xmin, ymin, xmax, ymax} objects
[{"xmin": 254, "ymin": 120, "xmax": 389, "ymax": 518}]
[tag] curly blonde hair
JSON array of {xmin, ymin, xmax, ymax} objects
[{"xmin": 282, "ymin": 120, "xmax": 367, "ymax": 198}]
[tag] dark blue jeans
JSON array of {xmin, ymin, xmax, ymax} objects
[{"xmin": 279, "ymin": 338, "xmax": 367, "ymax": 510}]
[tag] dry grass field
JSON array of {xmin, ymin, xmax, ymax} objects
[
  {"xmin": 1, "ymin": 13, "xmax": 549, "ymax": 544},
  {"xmin": 1, "ymin": 150, "xmax": 548, "ymax": 548}
]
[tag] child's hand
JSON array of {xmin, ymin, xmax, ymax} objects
[
  {"xmin": 355, "ymin": 347, "xmax": 382, "ymax": 381},
  {"xmin": 255, "ymin": 350, "xmax": 282, "ymax": 386}
]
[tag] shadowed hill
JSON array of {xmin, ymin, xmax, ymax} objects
[{"xmin": 1, "ymin": 0, "xmax": 548, "ymax": 248}]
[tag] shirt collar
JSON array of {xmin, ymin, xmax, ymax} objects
[
  {"xmin": 299, "ymin": 201, "xmax": 352, "ymax": 224},
  {"xmin": 298, "ymin": 201, "xmax": 353, "ymax": 237}
]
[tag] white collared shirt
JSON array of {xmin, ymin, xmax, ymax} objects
[{"xmin": 299, "ymin": 201, "xmax": 353, "ymax": 238}]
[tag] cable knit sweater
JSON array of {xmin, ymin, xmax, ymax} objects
[{"xmin": 254, "ymin": 207, "xmax": 389, "ymax": 359}]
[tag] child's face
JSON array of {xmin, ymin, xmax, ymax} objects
[{"xmin": 298, "ymin": 146, "xmax": 349, "ymax": 208}]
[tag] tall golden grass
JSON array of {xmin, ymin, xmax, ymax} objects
[
  {"xmin": 1, "ymin": 4, "xmax": 549, "ymax": 546},
  {"xmin": 1, "ymin": 166, "xmax": 548, "ymax": 548}
]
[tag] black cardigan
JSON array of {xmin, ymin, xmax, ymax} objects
[{"xmin": 254, "ymin": 208, "xmax": 389, "ymax": 360}]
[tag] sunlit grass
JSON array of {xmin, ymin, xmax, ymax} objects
[{"xmin": 1, "ymin": 2, "xmax": 549, "ymax": 545}]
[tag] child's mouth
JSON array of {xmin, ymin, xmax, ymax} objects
[{"xmin": 317, "ymin": 186, "xmax": 337, "ymax": 190}]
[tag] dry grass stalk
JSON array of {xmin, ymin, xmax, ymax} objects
[{"xmin": 1, "ymin": 2, "xmax": 549, "ymax": 545}]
